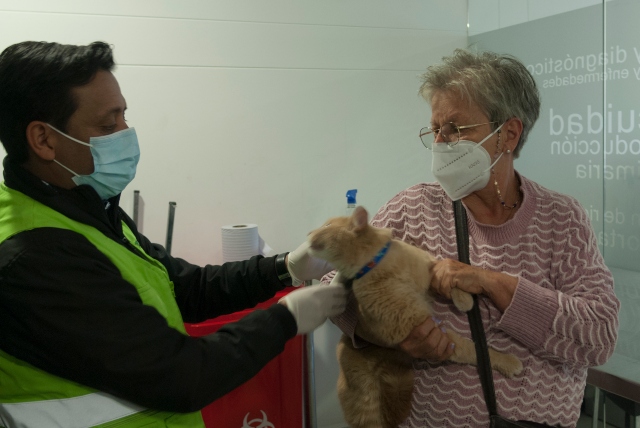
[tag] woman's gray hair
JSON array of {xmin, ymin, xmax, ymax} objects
[{"xmin": 419, "ymin": 49, "xmax": 540, "ymax": 158}]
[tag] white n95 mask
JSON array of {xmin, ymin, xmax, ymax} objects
[
  {"xmin": 431, "ymin": 123, "xmax": 504, "ymax": 201},
  {"xmin": 48, "ymin": 125, "xmax": 140, "ymax": 200}
]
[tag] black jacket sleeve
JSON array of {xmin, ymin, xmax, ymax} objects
[
  {"xmin": 0, "ymin": 228, "xmax": 298, "ymax": 412},
  {"xmin": 120, "ymin": 210, "xmax": 287, "ymax": 323}
]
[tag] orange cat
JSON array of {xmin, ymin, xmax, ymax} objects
[{"xmin": 308, "ymin": 206, "xmax": 522, "ymax": 428}]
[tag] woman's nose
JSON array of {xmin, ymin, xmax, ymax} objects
[{"xmin": 433, "ymin": 130, "xmax": 447, "ymax": 144}]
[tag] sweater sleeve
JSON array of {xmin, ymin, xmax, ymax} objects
[
  {"xmin": 326, "ymin": 274, "xmax": 364, "ymax": 346},
  {"xmin": 496, "ymin": 200, "xmax": 620, "ymax": 367}
]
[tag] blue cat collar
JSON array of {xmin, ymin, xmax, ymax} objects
[{"xmin": 354, "ymin": 240, "xmax": 392, "ymax": 280}]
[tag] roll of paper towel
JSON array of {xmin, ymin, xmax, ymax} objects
[{"xmin": 221, "ymin": 224, "xmax": 273, "ymax": 263}]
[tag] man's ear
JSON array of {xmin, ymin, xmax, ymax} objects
[
  {"xmin": 25, "ymin": 121, "xmax": 57, "ymax": 161},
  {"xmin": 502, "ymin": 117, "xmax": 523, "ymax": 153}
]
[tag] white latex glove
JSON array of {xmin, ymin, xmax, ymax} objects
[
  {"xmin": 330, "ymin": 271, "xmax": 346, "ymax": 285},
  {"xmin": 287, "ymin": 241, "xmax": 334, "ymax": 286},
  {"xmin": 279, "ymin": 283, "xmax": 348, "ymax": 335}
]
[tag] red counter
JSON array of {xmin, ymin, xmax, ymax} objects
[{"xmin": 184, "ymin": 289, "xmax": 305, "ymax": 428}]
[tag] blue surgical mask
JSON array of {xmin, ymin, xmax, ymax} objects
[{"xmin": 48, "ymin": 125, "xmax": 140, "ymax": 200}]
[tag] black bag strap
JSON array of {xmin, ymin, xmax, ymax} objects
[{"xmin": 453, "ymin": 200, "xmax": 498, "ymax": 417}]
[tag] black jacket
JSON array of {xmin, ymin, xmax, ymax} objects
[{"xmin": 0, "ymin": 157, "xmax": 297, "ymax": 412}]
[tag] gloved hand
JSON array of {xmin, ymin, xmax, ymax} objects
[
  {"xmin": 287, "ymin": 241, "xmax": 334, "ymax": 286},
  {"xmin": 279, "ymin": 283, "xmax": 348, "ymax": 335},
  {"xmin": 330, "ymin": 271, "xmax": 345, "ymax": 285}
]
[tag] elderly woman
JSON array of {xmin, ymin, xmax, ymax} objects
[{"xmin": 331, "ymin": 49, "xmax": 620, "ymax": 427}]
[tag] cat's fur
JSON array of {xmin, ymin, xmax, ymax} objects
[{"xmin": 308, "ymin": 206, "xmax": 523, "ymax": 428}]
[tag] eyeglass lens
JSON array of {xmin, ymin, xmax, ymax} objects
[
  {"xmin": 420, "ymin": 123, "xmax": 459, "ymax": 149},
  {"xmin": 438, "ymin": 123, "xmax": 458, "ymax": 143}
]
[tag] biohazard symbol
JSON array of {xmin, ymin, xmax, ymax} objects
[{"xmin": 242, "ymin": 410, "xmax": 274, "ymax": 428}]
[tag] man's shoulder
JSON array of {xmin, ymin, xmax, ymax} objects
[{"xmin": 0, "ymin": 227, "xmax": 105, "ymax": 267}]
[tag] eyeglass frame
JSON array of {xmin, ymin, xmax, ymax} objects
[{"xmin": 419, "ymin": 121, "xmax": 498, "ymax": 149}]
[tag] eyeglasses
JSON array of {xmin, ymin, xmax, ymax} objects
[{"xmin": 419, "ymin": 122, "xmax": 497, "ymax": 149}]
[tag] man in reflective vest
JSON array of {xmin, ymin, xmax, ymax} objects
[{"xmin": 0, "ymin": 41, "xmax": 347, "ymax": 428}]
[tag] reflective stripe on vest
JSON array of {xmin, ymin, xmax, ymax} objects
[{"xmin": 0, "ymin": 392, "xmax": 144, "ymax": 428}]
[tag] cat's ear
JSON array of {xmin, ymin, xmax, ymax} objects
[{"xmin": 351, "ymin": 206, "xmax": 369, "ymax": 232}]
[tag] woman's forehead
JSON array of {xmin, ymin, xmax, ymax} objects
[{"xmin": 430, "ymin": 92, "xmax": 486, "ymax": 124}]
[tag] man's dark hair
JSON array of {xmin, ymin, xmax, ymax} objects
[{"xmin": 0, "ymin": 41, "xmax": 115, "ymax": 163}]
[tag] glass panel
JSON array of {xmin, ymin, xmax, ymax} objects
[
  {"xmin": 603, "ymin": 0, "xmax": 640, "ymax": 370},
  {"xmin": 469, "ymin": 0, "xmax": 640, "ymax": 413},
  {"xmin": 468, "ymin": 2, "xmax": 605, "ymax": 244}
]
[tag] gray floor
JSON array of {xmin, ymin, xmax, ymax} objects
[
  {"xmin": 577, "ymin": 414, "xmax": 617, "ymax": 428},
  {"xmin": 577, "ymin": 384, "xmax": 636, "ymax": 428}
]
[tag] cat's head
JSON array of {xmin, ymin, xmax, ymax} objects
[{"xmin": 307, "ymin": 206, "xmax": 390, "ymax": 271}]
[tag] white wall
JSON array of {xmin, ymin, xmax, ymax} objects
[
  {"xmin": 0, "ymin": 2, "xmax": 467, "ymax": 426},
  {"xmin": 0, "ymin": 0, "xmax": 466, "ymax": 264},
  {"xmin": 468, "ymin": 0, "xmax": 616, "ymax": 36}
]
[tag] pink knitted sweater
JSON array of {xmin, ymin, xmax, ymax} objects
[{"xmin": 331, "ymin": 174, "xmax": 619, "ymax": 427}]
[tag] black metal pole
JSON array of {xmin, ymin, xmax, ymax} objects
[{"xmin": 166, "ymin": 202, "xmax": 176, "ymax": 255}]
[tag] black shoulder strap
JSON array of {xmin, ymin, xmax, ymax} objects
[{"xmin": 453, "ymin": 200, "xmax": 498, "ymax": 417}]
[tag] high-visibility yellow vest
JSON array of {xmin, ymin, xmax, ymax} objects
[{"xmin": 0, "ymin": 183, "xmax": 205, "ymax": 428}]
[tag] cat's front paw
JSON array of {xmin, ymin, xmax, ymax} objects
[
  {"xmin": 451, "ymin": 288, "xmax": 473, "ymax": 312},
  {"xmin": 489, "ymin": 350, "xmax": 524, "ymax": 378}
]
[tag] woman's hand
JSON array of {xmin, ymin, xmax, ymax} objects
[
  {"xmin": 399, "ymin": 317, "xmax": 455, "ymax": 361},
  {"xmin": 430, "ymin": 259, "xmax": 518, "ymax": 312}
]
